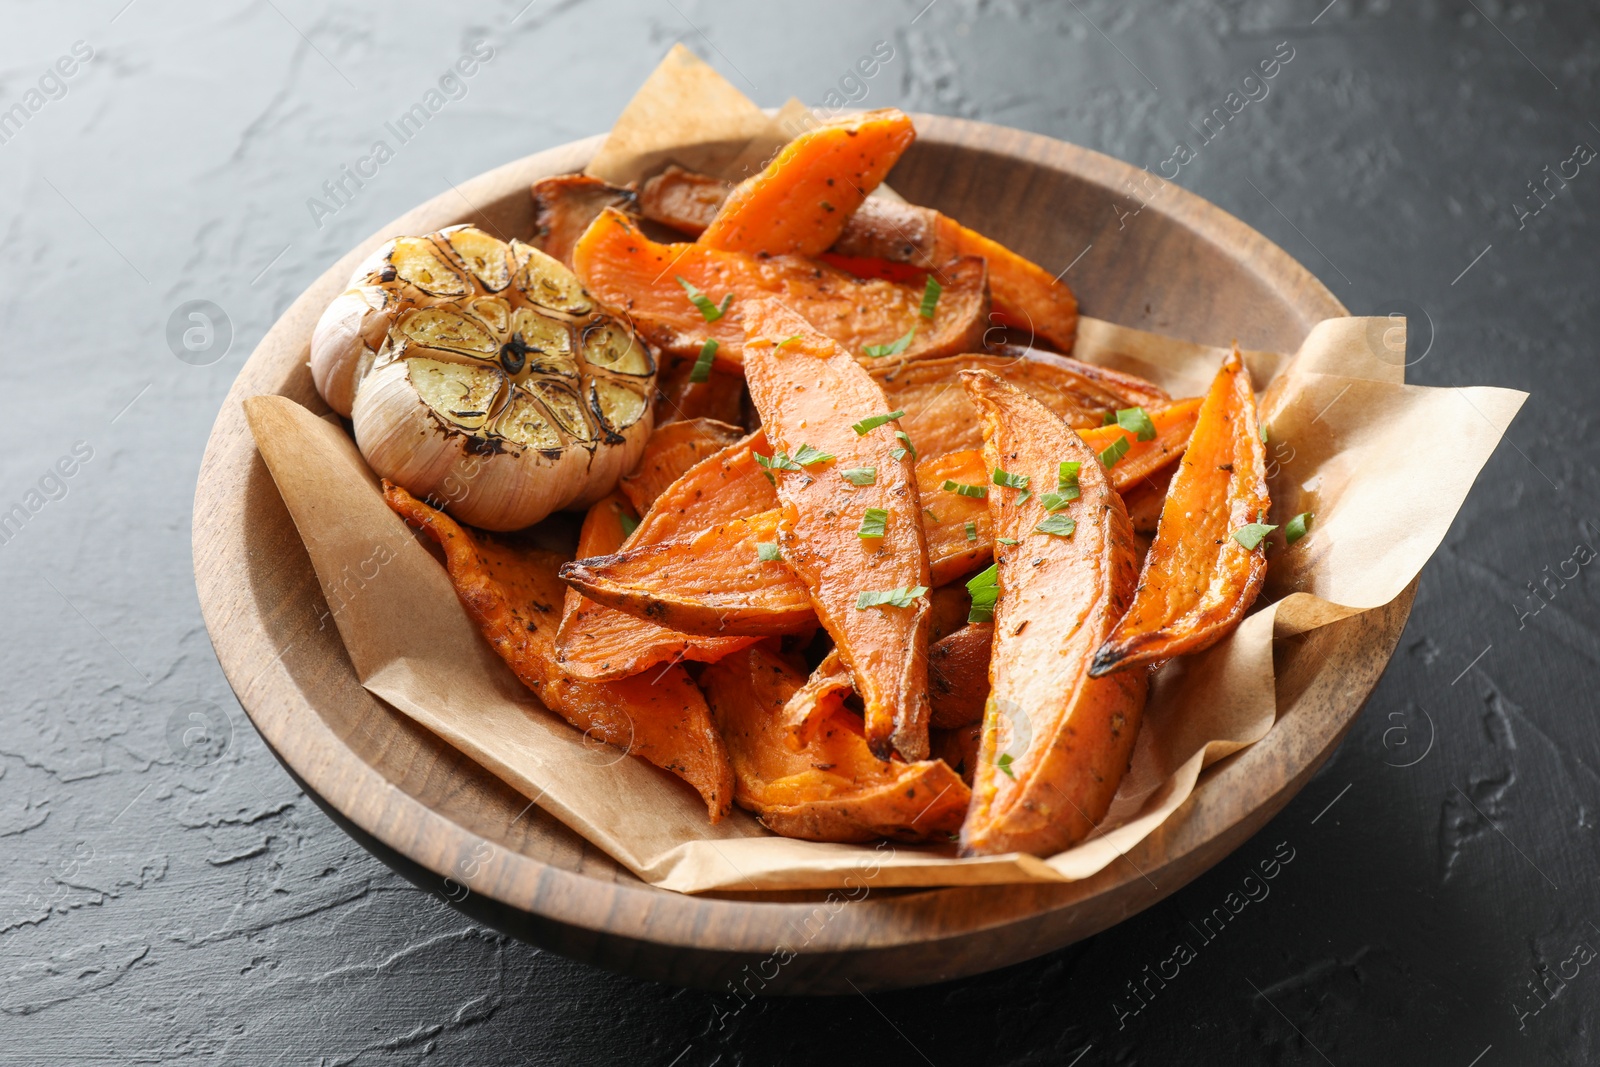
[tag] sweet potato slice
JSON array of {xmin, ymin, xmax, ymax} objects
[
  {"xmin": 929, "ymin": 623, "xmax": 992, "ymax": 729},
  {"xmin": 697, "ymin": 109, "xmax": 916, "ymax": 257},
  {"xmin": 873, "ymin": 348, "xmax": 1172, "ymax": 458},
  {"xmin": 383, "ymin": 483, "xmax": 733, "ymax": 820},
  {"xmin": 742, "ymin": 298, "xmax": 934, "ymax": 761},
  {"xmin": 554, "ymin": 430, "xmax": 774, "ymax": 679},
  {"xmin": 618, "ymin": 417, "xmax": 745, "ymax": 514},
  {"xmin": 957, "ymin": 371, "xmax": 1148, "ymax": 857},
  {"xmin": 638, "ymin": 164, "xmax": 731, "ymax": 236},
  {"xmin": 530, "ymin": 173, "xmax": 636, "ymax": 267},
  {"xmin": 1076, "ymin": 397, "xmax": 1204, "ymax": 490},
  {"xmin": 652, "ymin": 352, "xmax": 748, "ymax": 427},
  {"xmin": 701, "ymin": 646, "xmax": 969, "ymax": 842},
  {"xmin": 1092, "ymin": 348, "xmax": 1269, "ymax": 676},
  {"xmin": 778, "ymin": 648, "xmax": 853, "ymax": 752},
  {"xmin": 571, "ymin": 208, "xmax": 987, "ymax": 366}
]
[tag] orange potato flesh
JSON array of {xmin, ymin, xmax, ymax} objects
[
  {"xmin": 778, "ymin": 647, "xmax": 853, "ymax": 752},
  {"xmin": 700, "ymin": 645, "xmax": 969, "ymax": 843},
  {"xmin": 1092, "ymin": 347, "xmax": 1270, "ymax": 676},
  {"xmin": 740, "ymin": 298, "xmax": 934, "ymax": 761},
  {"xmin": 1076, "ymin": 397, "xmax": 1204, "ymax": 490},
  {"xmin": 872, "ymin": 348, "xmax": 1171, "ymax": 458},
  {"xmin": 638, "ymin": 164, "xmax": 731, "ymax": 237},
  {"xmin": 618, "ymin": 417, "xmax": 745, "ymax": 515},
  {"xmin": 554, "ymin": 430, "xmax": 774, "ymax": 679},
  {"xmin": 571, "ymin": 208, "xmax": 987, "ymax": 367},
  {"xmin": 697, "ymin": 109, "xmax": 916, "ymax": 257},
  {"xmin": 652, "ymin": 352, "xmax": 748, "ymax": 428},
  {"xmin": 934, "ymin": 215, "xmax": 1079, "ymax": 351},
  {"xmin": 958, "ymin": 371, "xmax": 1147, "ymax": 858},
  {"xmin": 529, "ymin": 173, "xmax": 635, "ymax": 267},
  {"xmin": 383, "ymin": 483, "xmax": 733, "ymax": 821}
]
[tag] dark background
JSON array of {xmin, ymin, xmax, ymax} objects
[{"xmin": 3, "ymin": 1, "xmax": 1596, "ymax": 1063}]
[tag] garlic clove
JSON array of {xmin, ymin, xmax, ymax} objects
[
  {"xmin": 443, "ymin": 225, "xmax": 513, "ymax": 291},
  {"xmin": 310, "ymin": 286, "xmax": 388, "ymax": 417},
  {"xmin": 511, "ymin": 239, "xmax": 593, "ymax": 316},
  {"xmin": 394, "ymin": 306, "xmax": 499, "ymax": 362},
  {"xmin": 579, "ymin": 319, "xmax": 653, "ymax": 378},
  {"xmin": 388, "ymin": 235, "xmax": 469, "ymax": 296}
]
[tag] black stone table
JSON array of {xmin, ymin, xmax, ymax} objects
[{"xmin": 3, "ymin": 2, "xmax": 1596, "ymax": 1063}]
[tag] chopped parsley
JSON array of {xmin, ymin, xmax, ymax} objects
[
  {"xmin": 617, "ymin": 509, "xmax": 639, "ymax": 537},
  {"xmin": 1099, "ymin": 436, "xmax": 1131, "ymax": 468},
  {"xmin": 1035, "ymin": 514, "xmax": 1077, "ymax": 537},
  {"xmin": 992, "ymin": 468, "xmax": 1030, "ymax": 491},
  {"xmin": 676, "ymin": 276, "xmax": 731, "ymax": 322},
  {"xmin": 996, "ymin": 752, "xmax": 1016, "ymax": 778},
  {"xmin": 964, "ymin": 521, "xmax": 977, "ymax": 542},
  {"xmin": 1232, "ymin": 512, "xmax": 1279, "ymax": 550},
  {"xmin": 1041, "ymin": 460, "xmax": 1081, "ymax": 510},
  {"xmin": 997, "ymin": 537, "xmax": 1019, "ymax": 545},
  {"xmin": 919, "ymin": 275, "xmax": 942, "ymax": 320},
  {"xmin": 756, "ymin": 542, "xmax": 783, "ymax": 561},
  {"xmin": 862, "ymin": 326, "xmax": 915, "ymax": 358},
  {"xmin": 966, "ymin": 563, "xmax": 999, "ymax": 624},
  {"xmin": 777, "ymin": 334, "xmax": 802, "ymax": 347},
  {"xmin": 894, "ymin": 430, "xmax": 917, "ymax": 461},
  {"xmin": 688, "ymin": 339, "xmax": 718, "ymax": 383},
  {"xmin": 923, "ymin": 507, "xmax": 939, "ymax": 523},
  {"xmin": 852, "ymin": 410, "xmax": 906, "ymax": 435},
  {"xmin": 858, "ymin": 507, "xmax": 889, "ymax": 539},
  {"xmin": 856, "ymin": 585, "xmax": 927, "ymax": 609},
  {"xmin": 1284, "ymin": 511, "xmax": 1313, "ymax": 545},
  {"xmin": 840, "ymin": 466, "xmax": 877, "ymax": 486},
  {"xmin": 943, "ymin": 480, "xmax": 988, "ymax": 499},
  {"xmin": 1116, "ymin": 406, "xmax": 1157, "ymax": 442},
  {"xmin": 792, "ymin": 443, "xmax": 834, "ymax": 467}
]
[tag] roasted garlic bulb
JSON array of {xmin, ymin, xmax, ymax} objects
[{"xmin": 310, "ymin": 225, "xmax": 655, "ymax": 530}]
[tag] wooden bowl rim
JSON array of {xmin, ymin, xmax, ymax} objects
[{"xmin": 194, "ymin": 114, "xmax": 1400, "ymax": 961}]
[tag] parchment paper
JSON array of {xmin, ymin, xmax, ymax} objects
[{"xmin": 241, "ymin": 47, "xmax": 1525, "ymax": 894}]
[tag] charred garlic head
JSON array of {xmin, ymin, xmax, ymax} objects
[{"xmin": 309, "ymin": 225, "xmax": 655, "ymax": 531}]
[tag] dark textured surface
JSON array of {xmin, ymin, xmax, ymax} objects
[{"xmin": 2, "ymin": 1, "xmax": 1595, "ymax": 1063}]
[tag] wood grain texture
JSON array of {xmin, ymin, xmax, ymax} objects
[{"xmin": 192, "ymin": 117, "xmax": 1412, "ymax": 994}]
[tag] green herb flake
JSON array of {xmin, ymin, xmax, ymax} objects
[
  {"xmin": 895, "ymin": 430, "xmax": 917, "ymax": 461},
  {"xmin": 891, "ymin": 448, "xmax": 908, "ymax": 461},
  {"xmin": 1040, "ymin": 491, "xmax": 1076, "ymax": 511},
  {"xmin": 1016, "ymin": 490, "xmax": 1033, "ymax": 507},
  {"xmin": 919, "ymin": 275, "xmax": 942, "ymax": 320},
  {"xmin": 688, "ymin": 339, "xmax": 718, "ymax": 383},
  {"xmin": 1232, "ymin": 512, "xmax": 1279, "ymax": 550},
  {"xmin": 852, "ymin": 410, "xmax": 906, "ymax": 435},
  {"xmin": 1099, "ymin": 436, "xmax": 1131, "ymax": 468},
  {"xmin": 992, "ymin": 468, "xmax": 1030, "ymax": 491},
  {"xmin": 1057, "ymin": 461, "xmax": 1081, "ymax": 492},
  {"xmin": 943, "ymin": 480, "xmax": 988, "ymax": 499},
  {"xmin": 997, "ymin": 537, "xmax": 1019, "ymax": 545},
  {"xmin": 1260, "ymin": 423, "xmax": 1270, "ymax": 444},
  {"xmin": 862, "ymin": 326, "xmax": 916, "ymax": 358},
  {"xmin": 966, "ymin": 563, "xmax": 1000, "ymax": 624},
  {"xmin": 1103, "ymin": 410, "xmax": 1117, "ymax": 426},
  {"xmin": 858, "ymin": 507, "xmax": 889, "ymax": 539},
  {"xmin": 617, "ymin": 510, "xmax": 639, "ymax": 537},
  {"xmin": 840, "ymin": 466, "xmax": 877, "ymax": 486},
  {"xmin": 856, "ymin": 585, "xmax": 928, "ymax": 610},
  {"xmin": 676, "ymin": 276, "xmax": 730, "ymax": 322},
  {"xmin": 777, "ymin": 334, "xmax": 802, "ymax": 347},
  {"xmin": 1035, "ymin": 514, "xmax": 1077, "ymax": 537},
  {"xmin": 792, "ymin": 443, "xmax": 834, "ymax": 467},
  {"xmin": 756, "ymin": 542, "xmax": 783, "ymax": 562},
  {"xmin": 923, "ymin": 507, "xmax": 939, "ymax": 524},
  {"xmin": 964, "ymin": 521, "xmax": 977, "ymax": 542},
  {"xmin": 997, "ymin": 752, "xmax": 1016, "ymax": 778},
  {"xmin": 1284, "ymin": 511, "xmax": 1314, "ymax": 545},
  {"xmin": 1116, "ymin": 406, "xmax": 1157, "ymax": 442}
]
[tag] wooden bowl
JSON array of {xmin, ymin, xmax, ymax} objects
[{"xmin": 194, "ymin": 116, "xmax": 1412, "ymax": 994}]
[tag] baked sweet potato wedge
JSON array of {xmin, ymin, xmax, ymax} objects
[
  {"xmin": 958, "ymin": 371, "xmax": 1147, "ymax": 857},
  {"xmin": 929, "ymin": 623, "xmax": 992, "ymax": 729},
  {"xmin": 698, "ymin": 109, "xmax": 916, "ymax": 257},
  {"xmin": 778, "ymin": 647, "xmax": 853, "ymax": 752},
  {"xmin": 742, "ymin": 298, "xmax": 934, "ymax": 761},
  {"xmin": 554, "ymin": 429, "xmax": 774, "ymax": 679},
  {"xmin": 571, "ymin": 208, "xmax": 987, "ymax": 366},
  {"xmin": 618, "ymin": 417, "xmax": 745, "ymax": 514},
  {"xmin": 652, "ymin": 352, "xmax": 748, "ymax": 427},
  {"xmin": 701, "ymin": 646, "xmax": 969, "ymax": 842},
  {"xmin": 530, "ymin": 173, "xmax": 636, "ymax": 267},
  {"xmin": 638, "ymin": 164, "xmax": 731, "ymax": 237},
  {"xmin": 1075, "ymin": 397, "xmax": 1203, "ymax": 490},
  {"xmin": 1092, "ymin": 347, "xmax": 1270, "ymax": 675},
  {"xmin": 872, "ymin": 348, "xmax": 1173, "ymax": 458},
  {"xmin": 383, "ymin": 483, "xmax": 733, "ymax": 820}
]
